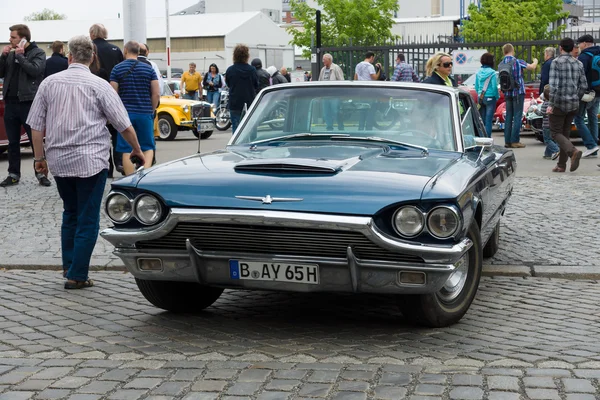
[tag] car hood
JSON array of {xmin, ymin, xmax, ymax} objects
[
  {"xmin": 127, "ymin": 144, "xmax": 463, "ymax": 215},
  {"xmin": 159, "ymin": 97, "xmax": 202, "ymax": 107}
]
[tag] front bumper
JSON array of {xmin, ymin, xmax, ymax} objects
[
  {"xmin": 193, "ymin": 117, "xmax": 216, "ymax": 132},
  {"xmin": 101, "ymin": 209, "xmax": 472, "ymax": 295}
]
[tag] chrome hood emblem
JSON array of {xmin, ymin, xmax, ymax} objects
[{"xmin": 235, "ymin": 195, "xmax": 304, "ymax": 204}]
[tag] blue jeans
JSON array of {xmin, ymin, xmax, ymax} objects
[
  {"xmin": 504, "ymin": 94, "xmax": 525, "ymax": 144},
  {"xmin": 230, "ymin": 110, "xmax": 242, "ymax": 135},
  {"xmin": 183, "ymin": 92, "xmax": 198, "ymax": 100},
  {"xmin": 542, "ymin": 127, "xmax": 559, "ymax": 157},
  {"xmin": 207, "ymin": 91, "xmax": 220, "ymax": 108},
  {"xmin": 322, "ymin": 98, "xmax": 344, "ymax": 130},
  {"xmin": 573, "ymin": 98, "xmax": 600, "ymax": 149},
  {"xmin": 479, "ymin": 97, "xmax": 497, "ymax": 137},
  {"xmin": 54, "ymin": 169, "xmax": 108, "ymax": 282}
]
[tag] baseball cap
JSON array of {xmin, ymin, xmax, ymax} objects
[{"xmin": 577, "ymin": 34, "xmax": 594, "ymax": 44}]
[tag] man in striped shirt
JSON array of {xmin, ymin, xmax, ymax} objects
[
  {"xmin": 110, "ymin": 41, "xmax": 159, "ymax": 175},
  {"xmin": 391, "ymin": 54, "xmax": 420, "ymax": 82},
  {"xmin": 27, "ymin": 35, "xmax": 145, "ymax": 289}
]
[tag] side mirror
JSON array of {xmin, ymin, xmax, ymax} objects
[{"xmin": 474, "ymin": 137, "xmax": 494, "ymax": 162}]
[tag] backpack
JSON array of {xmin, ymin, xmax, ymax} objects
[
  {"xmin": 375, "ymin": 64, "xmax": 387, "ymax": 81},
  {"xmin": 584, "ymin": 51, "xmax": 600, "ymax": 92},
  {"xmin": 498, "ymin": 58, "xmax": 517, "ymax": 92}
]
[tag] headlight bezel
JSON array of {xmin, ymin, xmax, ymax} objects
[
  {"xmin": 426, "ymin": 206, "xmax": 461, "ymax": 239},
  {"xmin": 392, "ymin": 206, "xmax": 425, "ymax": 238},
  {"xmin": 134, "ymin": 195, "xmax": 163, "ymax": 226},
  {"xmin": 106, "ymin": 192, "xmax": 134, "ymax": 224},
  {"xmin": 182, "ymin": 104, "xmax": 190, "ymax": 114}
]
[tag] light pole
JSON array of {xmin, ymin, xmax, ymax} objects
[{"xmin": 165, "ymin": 0, "xmax": 171, "ymax": 82}]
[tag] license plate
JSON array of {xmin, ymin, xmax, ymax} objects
[
  {"xmin": 200, "ymin": 123, "xmax": 212, "ymax": 131},
  {"xmin": 229, "ymin": 260, "xmax": 319, "ymax": 284}
]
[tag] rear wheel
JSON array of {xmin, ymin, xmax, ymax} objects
[
  {"xmin": 215, "ymin": 108, "xmax": 231, "ymax": 131},
  {"xmin": 135, "ymin": 278, "xmax": 223, "ymax": 312},
  {"xmin": 157, "ymin": 114, "xmax": 178, "ymax": 141},
  {"xmin": 397, "ymin": 222, "xmax": 482, "ymax": 327}
]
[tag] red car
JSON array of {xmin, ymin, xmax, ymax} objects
[
  {"xmin": 0, "ymin": 80, "xmax": 30, "ymax": 155},
  {"xmin": 460, "ymin": 72, "xmax": 539, "ymax": 108}
]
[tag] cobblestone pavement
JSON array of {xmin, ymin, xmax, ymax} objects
[
  {"xmin": 1, "ymin": 271, "xmax": 600, "ymax": 399},
  {"xmin": 1, "ymin": 176, "xmax": 600, "ymax": 275}
]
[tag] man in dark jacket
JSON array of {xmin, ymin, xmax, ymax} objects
[
  {"xmin": 226, "ymin": 45, "xmax": 258, "ymax": 134},
  {"xmin": 44, "ymin": 41, "xmax": 68, "ymax": 78},
  {"xmin": 539, "ymin": 47, "xmax": 555, "ymax": 96},
  {"xmin": 267, "ymin": 66, "xmax": 288, "ymax": 85},
  {"xmin": 0, "ymin": 24, "xmax": 49, "ymax": 187},
  {"xmin": 575, "ymin": 34, "xmax": 600, "ymax": 157},
  {"xmin": 251, "ymin": 58, "xmax": 270, "ymax": 92},
  {"xmin": 89, "ymin": 23, "xmax": 125, "ymax": 176}
]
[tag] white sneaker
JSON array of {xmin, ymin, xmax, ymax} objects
[{"xmin": 582, "ymin": 146, "xmax": 599, "ymax": 158}]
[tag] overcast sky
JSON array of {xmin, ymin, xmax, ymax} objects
[{"xmin": 0, "ymin": 0, "xmax": 198, "ymax": 23}]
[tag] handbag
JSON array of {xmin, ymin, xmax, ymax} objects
[
  {"xmin": 582, "ymin": 90, "xmax": 595, "ymax": 103},
  {"xmin": 478, "ymin": 74, "xmax": 493, "ymax": 106}
]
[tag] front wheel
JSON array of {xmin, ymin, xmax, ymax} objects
[
  {"xmin": 135, "ymin": 278, "xmax": 223, "ymax": 312},
  {"xmin": 397, "ymin": 222, "xmax": 482, "ymax": 327},
  {"xmin": 157, "ymin": 114, "xmax": 178, "ymax": 141}
]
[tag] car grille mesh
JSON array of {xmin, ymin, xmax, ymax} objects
[
  {"xmin": 191, "ymin": 104, "xmax": 211, "ymax": 119},
  {"xmin": 136, "ymin": 222, "xmax": 424, "ymax": 263}
]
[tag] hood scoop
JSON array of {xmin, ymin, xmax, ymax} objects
[{"xmin": 234, "ymin": 158, "xmax": 343, "ymax": 174}]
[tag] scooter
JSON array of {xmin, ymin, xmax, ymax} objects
[
  {"xmin": 525, "ymin": 100, "xmax": 544, "ymax": 142},
  {"xmin": 214, "ymin": 88, "xmax": 231, "ymax": 131}
]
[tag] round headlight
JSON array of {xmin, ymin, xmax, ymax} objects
[
  {"xmin": 106, "ymin": 193, "xmax": 133, "ymax": 223},
  {"xmin": 393, "ymin": 206, "xmax": 424, "ymax": 237},
  {"xmin": 135, "ymin": 195, "xmax": 162, "ymax": 225},
  {"xmin": 427, "ymin": 207, "xmax": 459, "ymax": 239},
  {"xmin": 183, "ymin": 105, "xmax": 189, "ymax": 114}
]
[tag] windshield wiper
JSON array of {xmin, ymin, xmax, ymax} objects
[
  {"xmin": 331, "ymin": 136, "xmax": 429, "ymax": 154},
  {"xmin": 248, "ymin": 133, "xmax": 350, "ymax": 146}
]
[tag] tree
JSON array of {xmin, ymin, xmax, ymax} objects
[
  {"xmin": 286, "ymin": 0, "xmax": 400, "ymax": 58},
  {"xmin": 462, "ymin": 0, "xmax": 568, "ymax": 42},
  {"xmin": 24, "ymin": 8, "xmax": 67, "ymax": 21}
]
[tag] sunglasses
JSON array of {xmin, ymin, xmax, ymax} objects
[{"xmin": 441, "ymin": 62, "xmax": 453, "ymax": 68}]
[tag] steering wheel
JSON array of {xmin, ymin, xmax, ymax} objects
[{"xmin": 396, "ymin": 129, "xmax": 443, "ymax": 149}]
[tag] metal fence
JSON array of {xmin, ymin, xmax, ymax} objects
[{"xmin": 314, "ymin": 29, "xmax": 600, "ymax": 83}]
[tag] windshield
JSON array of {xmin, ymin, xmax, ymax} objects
[
  {"xmin": 232, "ymin": 87, "xmax": 457, "ymax": 151},
  {"xmin": 162, "ymin": 82, "xmax": 174, "ymax": 96}
]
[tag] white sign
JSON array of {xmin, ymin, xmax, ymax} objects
[
  {"xmin": 311, "ymin": 53, "xmax": 317, "ymax": 63},
  {"xmin": 291, "ymin": 71, "xmax": 305, "ymax": 83},
  {"xmin": 452, "ymin": 49, "xmax": 488, "ymax": 75}
]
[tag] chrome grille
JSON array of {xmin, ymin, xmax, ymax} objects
[
  {"xmin": 191, "ymin": 103, "xmax": 211, "ymax": 119},
  {"xmin": 136, "ymin": 222, "xmax": 424, "ymax": 263}
]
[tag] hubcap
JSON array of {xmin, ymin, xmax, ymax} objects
[
  {"xmin": 158, "ymin": 120, "xmax": 171, "ymax": 138},
  {"xmin": 438, "ymin": 254, "xmax": 469, "ymax": 303}
]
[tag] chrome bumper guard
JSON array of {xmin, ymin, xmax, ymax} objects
[{"xmin": 101, "ymin": 209, "xmax": 472, "ymax": 294}]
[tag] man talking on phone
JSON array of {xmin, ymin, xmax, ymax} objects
[{"xmin": 0, "ymin": 24, "xmax": 48, "ymax": 187}]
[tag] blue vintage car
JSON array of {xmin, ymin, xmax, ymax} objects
[{"xmin": 101, "ymin": 81, "xmax": 516, "ymax": 327}]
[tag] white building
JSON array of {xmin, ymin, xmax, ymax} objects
[
  {"xmin": 175, "ymin": 0, "xmax": 283, "ymax": 23},
  {"xmin": 392, "ymin": 16, "xmax": 460, "ymax": 43},
  {"xmin": 0, "ymin": 12, "xmax": 295, "ymax": 73}
]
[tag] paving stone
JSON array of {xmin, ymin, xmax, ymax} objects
[
  {"xmin": 78, "ymin": 380, "xmax": 121, "ymax": 394},
  {"xmin": 0, "ymin": 392, "xmax": 36, "ymax": 400},
  {"xmin": 565, "ymin": 395, "xmax": 597, "ymax": 400},
  {"xmin": 265, "ymin": 379, "xmax": 300, "ymax": 391},
  {"xmin": 107, "ymin": 389, "xmax": 148, "ymax": 400},
  {"xmin": 562, "ymin": 378, "xmax": 596, "ymax": 393},
  {"xmin": 123, "ymin": 378, "xmax": 163, "ymax": 390},
  {"xmin": 308, "ymin": 370, "xmax": 339, "ymax": 383},
  {"xmin": 449, "ymin": 386, "xmax": 484, "ymax": 400},
  {"xmin": 487, "ymin": 376, "xmax": 520, "ymax": 391},
  {"xmin": 50, "ymin": 376, "xmax": 90, "ymax": 389},
  {"xmin": 12, "ymin": 379, "xmax": 53, "ymax": 391},
  {"xmin": 256, "ymin": 393, "xmax": 291, "ymax": 400},
  {"xmin": 414, "ymin": 384, "xmax": 445, "ymax": 396},
  {"xmin": 525, "ymin": 389, "xmax": 561, "ymax": 400},
  {"xmin": 523, "ymin": 377, "xmax": 555, "ymax": 388},
  {"xmin": 379, "ymin": 373, "xmax": 411, "ymax": 385},
  {"xmin": 452, "ymin": 375, "xmax": 483, "ymax": 386},
  {"xmin": 298, "ymin": 383, "xmax": 333, "ymax": 397},
  {"xmin": 331, "ymin": 392, "xmax": 367, "ymax": 400},
  {"xmin": 488, "ymin": 393, "xmax": 521, "ymax": 400},
  {"xmin": 151, "ymin": 381, "xmax": 191, "ymax": 396},
  {"xmin": 191, "ymin": 380, "xmax": 228, "ymax": 392},
  {"xmin": 373, "ymin": 386, "xmax": 408, "ymax": 400},
  {"xmin": 237, "ymin": 369, "xmax": 271, "ymax": 382},
  {"xmin": 181, "ymin": 394, "xmax": 218, "ymax": 400},
  {"xmin": 37, "ymin": 389, "xmax": 72, "ymax": 399},
  {"xmin": 338, "ymin": 380, "xmax": 370, "ymax": 392}
]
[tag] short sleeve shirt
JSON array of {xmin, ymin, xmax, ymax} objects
[
  {"xmin": 110, "ymin": 60, "xmax": 157, "ymax": 114},
  {"xmin": 355, "ymin": 61, "xmax": 375, "ymax": 81},
  {"xmin": 322, "ymin": 68, "xmax": 331, "ymax": 81},
  {"xmin": 502, "ymin": 56, "xmax": 528, "ymax": 97}
]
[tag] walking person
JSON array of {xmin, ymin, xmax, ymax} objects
[
  {"xmin": 44, "ymin": 41, "xmax": 68, "ymax": 78},
  {"xmin": 226, "ymin": 44, "xmax": 258, "ymax": 134},
  {"xmin": 27, "ymin": 35, "xmax": 145, "ymax": 289},
  {"xmin": 391, "ymin": 53, "xmax": 420, "ymax": 82},
  {"xmin": 181, "ymin": 62, "xmax": 202, "ymax": 100},
  {"xmin": 138, "ymin": 43, "xmax": 164, "ymax": 94},
  {"xmin": 538, "ymin": 84, "xmax": 560, "ymax": 160},
  {"xmin": 475, "ymin": 52, "xmax": 499, "ymax": 137},
  {"xmin": 499, "ymin": 43, "xmax": 538, "ymax": 148},
  {"xmin": 539, "ymin": 47, "xmax": 556, "ymax": 96},
  {"xmin": 547, "ymin": 38, "xmax": 586, "ymax": 173},
  {"xmin": 203, "ymin": 63, "xmax": 223, "ymax": 108},
  {"xmin": 280, "ymin": 67, "xmax": 291, "ymax": 82},
  {"xmin": 110, "ymin": 41, "xmax": 159, "ymax": 175},
  {"xmin": 0, "ymin": 23, "xmax": 49, "ymax": 187},
  {"xmin": 90, "ymin": 23, "xmax": 125, "ymax": 177},
  {"xmin": 251, "ymin": 58, "xmax": 270, "ymax": 91},
  {"xmin": 318, "ymin": 53, "xmax": 345, "ymax": 131},
  {"xmin": 423, "ymin": 52, "xmax": 457, "ymax": 87},
  {"xmin": 267, "ymin": 66, "xmax": 288, "ymax": 85},
  {"xmin": 575, "ymin": 34, "xmax": 600, "ymax": 157},
  {"xmin": 354, "ymin": 51, "xmax": 381, "ymax": 130}
]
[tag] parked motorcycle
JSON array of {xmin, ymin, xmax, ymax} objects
[
  {"xmin": 525, "ymin": 100, "xmax": 544, "ymax": 142},
  {"xmin": 215, "ymin": 88, "xmax": 231, "ymax": 131}
]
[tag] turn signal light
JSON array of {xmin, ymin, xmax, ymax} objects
[
  {"xmin": 137, "ymin": 258, "xmax": 163, "ymax": 271},
  {"xmin": 398, "ymin": 271, "xmax": 426, "ymax": 285}
]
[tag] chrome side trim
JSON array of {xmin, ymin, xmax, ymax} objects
[{"xmin": 101, "ymin": 208, "xmax": 472, "ymax": 264}]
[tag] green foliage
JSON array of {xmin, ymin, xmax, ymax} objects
[
  {"xmin": 24, "ymin": 8, "xmax": 67, "ymax": 21},
  {"xmin": 462, "ymin": 0, "xmax": 568, "ymax": 41},
  {"xmin": 286, "ymin": 0, "xmax": 400, "ymax": 58}
]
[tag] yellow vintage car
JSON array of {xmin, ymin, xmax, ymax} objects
[{"xmin": 154, "ymin": 83, "xmax": 215, "ymax": 141}]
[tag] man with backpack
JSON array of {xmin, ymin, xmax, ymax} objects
[
  {"xmin": 575, "ymin": 35, "xmax": 600, "ymax": 158},
  {"xmin": 498, "ymin": 44, "xmax": 538, "ymax": 148}
]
